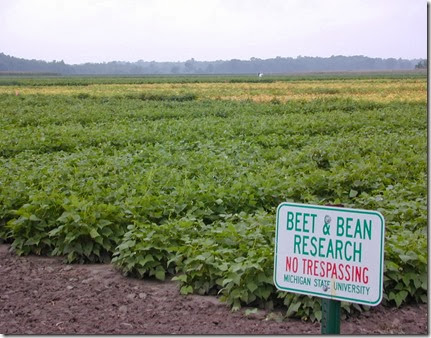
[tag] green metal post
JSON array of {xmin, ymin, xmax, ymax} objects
[
  {"xmin": 321, "ymin": 298, "xmax": 340, "ymax": 334},
  {"xmin": 319, "ymin": 204, "xmax": 343, "ymax": 334}
]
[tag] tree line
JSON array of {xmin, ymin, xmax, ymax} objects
[{"xmin": 0, "ymin": 52, "xmax": 425, "ymax": 75}]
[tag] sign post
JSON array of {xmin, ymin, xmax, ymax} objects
[
  {"xmin": 321, "ymin": 204, "xmax": 343, "ymax": 335},
  {"xmin": 321, "ymin": 298, "xmax": 340, "ymax": 334},
  {"xmin": 273, "ymin": 202, "xmax": 385, "ymax": 334}
]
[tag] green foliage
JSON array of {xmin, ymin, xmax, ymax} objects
[
  {"xmin": 48, "ymin": 197, "xmax": 126, "ymax": 263},
  {"xmin": 126, "ymin": 92, "xmax": 197, "ymax": 102},
  {"xmin": 0, "ymin": 77, "xmax": 427, "ymax": 321},
  {"xmin": 384, "ymin": 229, "xmax": 427, "ymax": 306},
  {"xmin": 6, "ymin": 191, "xmax": 63, "ymax": 255},
  {"xmin": 174, "ymin": 212, "xmax": 275, "ymax": 303},
  {"xmin": 112, "ymin": 220, "xmax": 200, "ymax": 280}
]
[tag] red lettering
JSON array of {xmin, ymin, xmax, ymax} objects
[
  {"xmin": 299, "ymin": 259, "xmax": 369, "ymax": 285},
  {"xmin": 328, "ymin": 262, "xmax": 334, "ymax": 278},
  {"xmin": 345, "ymin": 264, "xmax": 351, "ymax": 281},
  {"xmin": 320, "ymin": 261, "xmax": 325, "ymax": 277},
  {"xmin": 331, "ymin": 262, "xmax": 338, "ymax": 279},
  {"xmin": 338, "ymin": 264, "xmax": 344, "ymax": 280},
  {"xmin": 353, "ymin": 266, "xmax": 362, "ymax": 283},
  {"xmin": 307, "ymin": 258, "xmax": 313, "ymax": 275},
  {"xmin": 363, "ymin": 267, "xmax": 369, "ymax": 284},
  {"xmin": 286, "ymin": 256, "xmax": 298, "ymax": 273},
  {"xmin": 313, "ymin": 259, "xmax": 318, "ymax": 276}
]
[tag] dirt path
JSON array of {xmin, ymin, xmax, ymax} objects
[{"xmin": 0, "ymin": 244, "xmax": 427, "ymax": 334}]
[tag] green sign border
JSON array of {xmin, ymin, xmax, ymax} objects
[{"xmin": 273, "ymin": 202, "xmax": 385, "ymax": 306}]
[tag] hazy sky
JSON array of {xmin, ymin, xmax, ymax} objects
[{"xmin": 0, "ymin": 0, "xmax": 427, "ymax": 64}]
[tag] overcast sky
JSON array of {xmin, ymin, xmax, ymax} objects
[{"xmin": 0, "ymin": 0, "xmax": 427, "ymax": 64}]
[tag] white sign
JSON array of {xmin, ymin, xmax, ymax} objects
[{"xmin": 274, "ymin": 202, "xmax": 385, "ymax": 306}]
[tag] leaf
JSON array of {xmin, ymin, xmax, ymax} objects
[
  {"xmin": 286, "ymin": 300, "xmax": 301, "ymax": 318},
  {"xmin": 24, "ymin": 238, "xmax": 40, "ymax": 246},
  {"xmin": 385, "ymin": 261, "xmax": 399, "ymax": 272},
  {"xmin": 349, "ymin": 189, "xmax": 358, "ymax": 198},
  {"xmin": 231, "ymin": 299, "xmax": 241, "ymax": 312},
  {"xmin": 29, "ymin": 214, "xmax": 41, "ymax": 221},
  {"xmin": 138, "ymin": 254, "xmax": 154, "ymax": 267},
  {"xmin": 155, "ymin": 269, "xmax": 165, "ymax": 281},
  {"xmin": 413, "ymin": 276, "xmax": 422, "ymax": 289},
  {"xmin": 314, "ymin": 310, "xmax": 322, "ymax": 322},
  {"xmin": 393, "ymin": 290, "xmax": 408, "ymax": 307},
  {"xmin": 246, "ymin": 281, "xmax": 258, "ymax": 292},
  {"xmin": 420, "ymin": 274, "xmax": 427, "ymax": 289},
  {"xmin": 48, "ymin": 228, "xmax": 61, "ymax": 237},
  {"xmin": 82, "ymin": 241, "xmax": 93, "ymax": 257},
  {"xmin": 222, "ymin": 278, "xmax": 233, "ymax": 286},
  {"xmin": 89, "ymin": 229, "xmax": 100, "ymax": 239},
  {"xmin": 172, "ymin": 274, "xmax": 187, "ymax": 283},
  {"xmin": 116, "ymin": 240, "xmax": 136, "ymax": 251},
  {"xmin": 180, "ymin": 285, "xmax": 193, "ymax": 295},
  {"xmin": 401, "ymin": 272, "xmax": 415, "ymax": 287},
  {"xmin": 245, "ymin": 308, "xmax": 258, "ymax": 316}
]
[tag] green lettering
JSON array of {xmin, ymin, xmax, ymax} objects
[
  {"xmin": 326, "ymin": 239, "xmax": 334, "ymax": 259},
  {"xmin": 295, "ymin": 212, "xmax": 302, "ymax": 231},
  {"xmin": 310, "ymin": 213, "xmax": 317, "ymax": 233},
  {"xmin": 335, "ymin": 239, "xmax": 343, "ymax": 260},
  {"xmin": 353, "ymin": 241, "xmax": 362, "ymax": 263},
  {"xmin": 364, "ymin": 219, "xmax": 372, "ymax": 240},
  {"xmin": 303, "ymin": 213, "xmax": 310, "ymax": 233},
  {"xmin": 310, "ymin": 236, "xmax": 317, "ymax": 256},
  {"xmin": 345, "ymin": 218, "xmax": 353, "ymax": 238},
  {"xmin": 344, "ymin": 241, "xmax": 352, "ymax": 261},
  {"xmin": 287, "ymin": 211, "xmax": 294, "ymax": 230},
  {"xmin": 318, "ymin": 237, "xmax": 326, "ymax": 258},
  {"xmin": 336, "ymin": 217, "xmax": 344, "ymax": 236},
  {"xmin": 354, "ymin": 219, "xmax": 363, "ymax": 239},
  {"xmin": 293, "ymin": 234, "xmax": 301, "ymax": 254},
  {"xmin": 302, "ymin": 235, "xmax": 309, "ymax": 255}
]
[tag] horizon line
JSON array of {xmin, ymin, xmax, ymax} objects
[{"xmin": 1, "ymin": 52, "xmax": 426, "ymax": 66}]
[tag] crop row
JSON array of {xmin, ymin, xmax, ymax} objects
[
  {"xmin": 0, "ymin": 71, "xmax": 426, "ymax": 86},
  {"xmin": 0, "ymin": 76, "xmax": 426, "ymax": 104}
]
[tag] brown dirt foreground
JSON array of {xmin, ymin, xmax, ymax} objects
[{"xmin": 0, "ymin": 244, "xmax": 428, "ymax": 335}]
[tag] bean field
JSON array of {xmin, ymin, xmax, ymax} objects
[{"xmin": 0, "ymin": 73, "xmax": 427, "ymax": 321}]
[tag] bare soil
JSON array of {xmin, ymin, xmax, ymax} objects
[{"xmin": 0, "ymin": 244, "xmax": 428, "ymax": 335}]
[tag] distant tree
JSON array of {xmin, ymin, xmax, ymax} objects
[
  {"xmin": 184, "ymin": 58, "xmax": 196, "ymax": 73},
  {"xmin": 205, "ymin": 63, "xmax": 214, "ymax": 73},
  {"xmin": 415, "ymin": 60, "xmax": 427, "ymax": 69},
  {"xmin": 0, "ymin": 52, "xmax": 422, "ymax": 75},
  {"xmin": 170, "ymin": 65, "xmax": 180, "ymax": 74}
]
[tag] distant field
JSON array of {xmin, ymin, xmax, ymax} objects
[
  {"xmin": 0, "ymin": 69, "xmax": 427, "ymax": 85},
  {"xmin": 0, "ymin": 73, "xmax": 426, "ymax": 103},
  {"xmin": 0, "ymin": 74, "xmax": 427, "ymax": 321}
]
